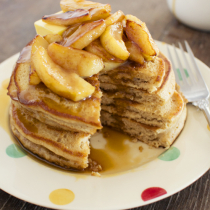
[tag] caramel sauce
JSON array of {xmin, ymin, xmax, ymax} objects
[
  {"xmin": 2, "ymin": 78, "xmax": 10, "ymax": 89},
  {"xmin": 43, "ymin": 97, "xmax": 83, "ymax": 117},
  {"xmin": 89, "ymin": 149, "xmax": 114, "ymax": 171},
  {"xmin": 0, "ymin": 79, "xmax": 11, "ymax": 136},
  {"xmin": 89, "ymin": 127, "xmax": 165, "ymax": 175},
  {"xmin": 19, "ymin": 83, "xmax": 99, "ymax": 123},
  {"xmin": 42, "ymin": 97, "xmax": 99, "ymax": 123},
  {"xmin": 23, "ymin": 126, "xmax": 164, "ymax": 176},
  {"xmin": 16, "ymin": 108, "xmax": 38, "ymax": 133},
  {"xmin": 112, "ymin": 99, "xmax": 130, "ymax": 114}
]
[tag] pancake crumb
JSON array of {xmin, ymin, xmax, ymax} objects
[
  {"xmin": 139, "ymin": 146, "xmax": 143, "ymax": 152},
  {"xmin": 131, "ymin": 138, "xmax": 138, "ymax": 143},
  {"xmin": 88, "ymin": 158, "xmax": 102, "ymax": 172},
  {"xmin": 91, "ymin": 171, "xmax": 101, "ymax": 177}
]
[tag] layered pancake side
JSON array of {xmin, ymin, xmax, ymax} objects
[
  {"xmin": 10, "ymin": 102, "xmax": 90, "ymax": 169},
  {"xmin": 100, "ymin": 52, "xmax": 175, "ymax": 106}
]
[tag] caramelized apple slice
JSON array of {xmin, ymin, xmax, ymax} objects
[
  {"xmin": 125, "ymin": 41, "xmax": 144, "ymax": 64},
  {"xmin": 85, "ymin": 39, "xmax": 124, "ymax": 63},
  {"xmin": 42, "ymin": 9, "xmax": 91, "ymax": 26},
  {"xmin": 29, "ymin": 63, "xmax": 41, "ymax": 85},
  {"xmin": 29, "ymin": 35, "xmax": 49, "ymax": 85},
  {"xmin": 105, "ymin": 10, "xmax": 125, "ymax": 26},
  {"xmin": 31, "ymin": 35, "xmax": 49, "ymax": 56},
  {"xmin": 125, "ymin": 15, "xmax": 159, "ymax": 56},
  {"xmin": 103, "ymin": 62, "xmax": 125, "ymax": 72},
  {"xmin": 32, "ymin": 47, "xmax": 95, "ymax": 101},
  {"xmin": 60, "ymin": 0, "xmax": 108, "ymax": 12},
  {"xmin": 100, "ymin": 22, "xmax": 129, "ymax": 60},
  {"xmin": 29, "ymin": 67, "xmax": 41, "ymax": 85},
  {"xmin": 44, "ymin": 34, "xmax": 63, "ymax": 44},
  {"xmin": 89, "ymin": 5, "xmax": 111, "ymax": 21},
  {"xmin": 48, "ymin": 43, "xmax": 104, "ymax": 77},
  {"xmin": 125, "ymin": 14, "xmax": 142, "ymax": 24},
  {"xmin": 62, "ymin": 19, "xmax": 106, "ymax": 49},
  {"xmin": 85, "ymin": 39, "xmax": 125, "ymax": 71},
  {"xmin": 62, "ymin": 23, "xmax": 81, "ymax": 38}
]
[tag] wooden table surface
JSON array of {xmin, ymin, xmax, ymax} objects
[{"xmin": 1, "ymin": 0, "xmax": 210, "ymax": 209}]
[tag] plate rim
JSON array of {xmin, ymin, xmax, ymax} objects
[{"xmin": 0, "ymin": 40, "xmax": 210, "ymax": 210}]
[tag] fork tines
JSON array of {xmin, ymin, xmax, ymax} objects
[
  {"xmin": 167, "ymin": 41, "xmax": 209, "ymax": 91},
  {"xmin": 167, "ymin": 40, "xmax": 210, "ymax": 126}
]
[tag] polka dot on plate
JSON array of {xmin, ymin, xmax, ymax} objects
[
  {"xmin": 141, "ymin": 187, "xmax": 167, "ymax": 201},
  {"xmin": 158, "ymin": 146, "xmax": 180, "ymax": 161},
  {"xmin": 6, "ymin": 144, "xmax": 27, "ymax": 158},
  {"xmin": 49, "ymin": 189, "xmax": 75, "ymax": 205}
]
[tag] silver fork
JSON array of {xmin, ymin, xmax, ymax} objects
[{"xmin": 167, "ymin": 41, "xmax": 210, "ymax": 126}]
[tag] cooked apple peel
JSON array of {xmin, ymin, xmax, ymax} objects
[
  {"xmin": 42, "ymin": 9, "xmax": 91, "ymax": 26},
  {"xmin": 88, "ymin": 5, "xmax": 111, "ymax": 21},
  {"xmin": 125, "ymin": 40, "xmax": 144, "ymax": 65},
  {"xmin": 62, "ymin": 23, "xmax": 81, "ymax": 38},
  {"xmin": 100, "ymin": 22, "xmax": 129, "ymax": 60},
  {"xmin": 60, "ymin": 0, "xmax": 109, "ymax": 12},
  {"xmin": 62, "ymin": 19, "xmax": 106, "ymax": 49},
  {"xmin": 125, "ymin": 15, "xmax": 159, "ymax": 56}
]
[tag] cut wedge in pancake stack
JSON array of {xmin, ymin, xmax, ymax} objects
[
  {"xmin": 99, "ymin": 15, "xmax": 187, "ymax": 149},
  {"xmin": 7, "ymin": 0, "xmax": 187, "ymax": 172}
]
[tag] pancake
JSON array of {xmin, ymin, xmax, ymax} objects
[
  {"xmin": 99, "ymin": 52, "xmax": 175, "ymax": 105},
  {"xmin": 101, "ymin": 105, "xmax": 187, "ymax": 148},
  {"xmin": 102, "ymin": 90, "xmax": 184, "ymax": 129},
  {"xmin": 99, "ymin": 56, "xmax": 165, "ymax": 93},
  {"xmin": 10, "ymin": 102, "xmax": 90, "ymax": 169}
]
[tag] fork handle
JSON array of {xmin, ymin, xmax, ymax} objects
[{"xmin": 193, "ymin": 99, "xmax": 210, "ymax": 126}]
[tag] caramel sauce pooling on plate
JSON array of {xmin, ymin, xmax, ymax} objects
[{"xmin": 0, "ymin": 79, "xmax": 11, "ymax": 135}]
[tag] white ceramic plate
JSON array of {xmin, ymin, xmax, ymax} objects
[{"xmin": 1, "ymin": 41, "xmax": 210, "ymax": 210}]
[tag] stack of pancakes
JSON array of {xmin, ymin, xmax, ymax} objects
[
  {"xmin": 7, "ymin": 46, "xmax": 187, "ymax": 171},
  {"xmin": 100, "ymin": 52, "xmax": 187, "ymax": 148},
  {"xmin": 7, "ymin": 0, "xmax": 187, "ymax": 171},
  {"xmin": 8, "ymin": 42, "xmax": 102, "ymax": 170}
]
